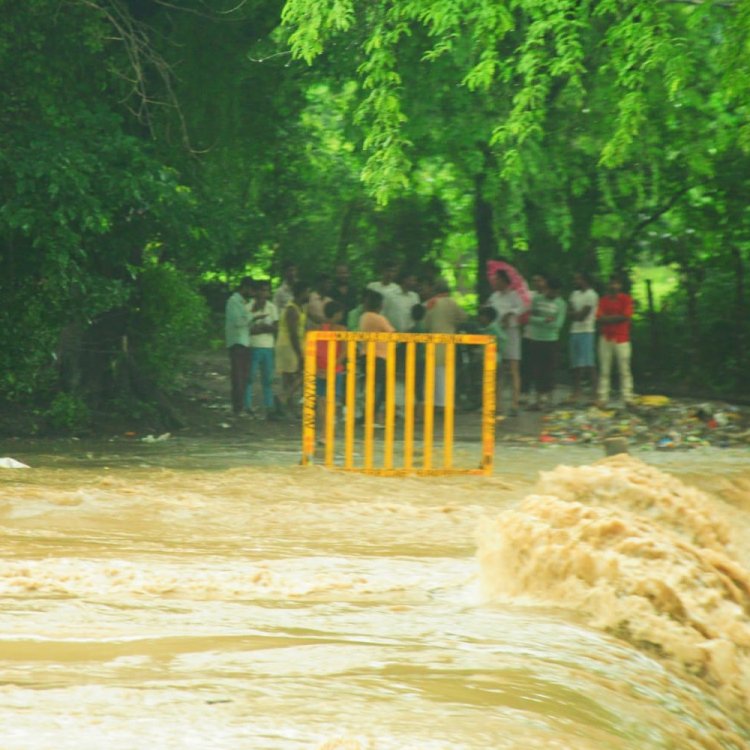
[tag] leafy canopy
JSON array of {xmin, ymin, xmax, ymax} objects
[{"xmin": 281, "ymin": 0, "xmax": 750, "ymax": 202}]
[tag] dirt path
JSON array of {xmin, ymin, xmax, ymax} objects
[
  {"xmin": 169, "ymin": 348, "xmax": 541, "ymax": 443},
  {"xmin": 1, "ymin": 348, "xmax": 747, "ymax": 455},
  {"xmin": 169, "ymin": 349, "xmax": 750, "ymax": 453}
]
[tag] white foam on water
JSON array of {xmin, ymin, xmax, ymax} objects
[
  {"xmin": 2, "ymin": 448, "xmax": 750, "ymax": 748},
  {"xmin": 478, "ymin": 455, "xmax": 750, "ymax": 724}
]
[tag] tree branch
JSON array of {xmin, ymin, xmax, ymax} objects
[
  {"xmin": 74, "ymin": 0, "xmax": 199, "ymax": 152},
  {"xmin": 623, "ymin": 185, "xmax": 695, "ymax": 249},
  {"xmin": 664, "ymin": 0, "xmax": 737, "ymax": 7}
]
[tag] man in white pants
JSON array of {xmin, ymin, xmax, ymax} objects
[
  {"xmin": 596, "ymin": 274, "xmax": 634, "ymax": 407},
  {"xmin": 424, "ymin": 278, "xmax": 467, "ymax": 408}
]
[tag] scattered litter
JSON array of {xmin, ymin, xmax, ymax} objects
[
  {"xmin": 518, "ymin": 397, "xmax": 750, "ymax": 450},
  {"xmin": 636, "ymin": 395, "xmax": 670, "ymax": 407},
  {"xmin": 0, "ymin": 457, "xmax": 30, "ymax": 469},
  {"xmin": 141, "ymin": 433, "xmax": 171, "ymax": 443}
]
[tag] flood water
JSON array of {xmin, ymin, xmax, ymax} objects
[{"xmin": 1, "ymin": 439, "xmax": 750, "ymax": 749}]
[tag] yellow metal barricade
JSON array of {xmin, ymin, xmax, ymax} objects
[{"xmin": 302, "ymin": 331, "xmax": 496, "ymax": 476}]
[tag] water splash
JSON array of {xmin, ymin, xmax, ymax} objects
[{"xmin": 478, "ymin": 455, "xmax": 750, "ymax": 718}]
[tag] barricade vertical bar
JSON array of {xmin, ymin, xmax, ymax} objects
[
  {"xmin": 325, "ymin": 340, "xmax": 336, "ymax": 467},
  {"xmin": 364, "ymin": 341, "xmax": 376, "ymax": 470},
  {"xmin": 403, "ymin": 340, "xmax": 416, "ymax": 470},
  {"xmin": 302, "ymin": 331, "xmax": 495, "ymax": 475},
  {"xmin": 481, "ymin": 339, "xmax": 497, "ymax": 474},
  {"xmin": 301, "ymin": 333, "xmax": 317, "ymax": 465},
  {"xmin": 443, "ymin": 342, "xmax": 455, "ymax": 469},
  {"xmin": 384, "ymin": 341, "xmax": 396, "ymax": 469},
  {"xmin": 423, "ymin": 342, "xmax": 435, "ymax": 470},
  {"xmin": 345, "ymin": 340, "xmax": 356, "ymax": 469}
]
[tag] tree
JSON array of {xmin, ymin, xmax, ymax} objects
[{"xmin": 0, "ymin": 1, "xmax": 208, "ymax": 415}]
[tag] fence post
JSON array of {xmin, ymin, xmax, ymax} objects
[
  {"xmin": 423, "ymin": 342, "xmax": 436, "ymax": 470},
  {"xmin": 481, "ymin": 339, "xmax": 497, "ymax": 474},
  {"xmin": 325, "ymin": 340, "xmax": 336, "ymax": 467},
  {"xmin": 444, "ymin": 342, "xmax": 455, "ymax": 469},
  {"xmin": 404, "ymin": 341, "xmax": 416, "ymax": 470},
  {"xmin": 384, "ymin": 341, "xmax": 397, "ymax": 469},
  {"xmin": 302, "ymin": 335, "xmax": 317, "ymax": 465},
  {"xmin": 303, "ymin": 331, "xmax": 495, "ymax": 475},
  {"xmin": 364, "ymin": 341, "xmax": 376, "ymax": 470},
  {"xmin": 345, "ymin": 340, "xmax": 357, "ymax": 469}
]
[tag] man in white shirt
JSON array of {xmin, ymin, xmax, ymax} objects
[
  {"xmin": 245, "ymin": 280, "xmax": 279, "ymax": 418},
  {"xmin": 225, "ymin": 277, "xmax": 254, "ymax": 416},
  {"xmin": 367, "ymin": 262, "xmax": 402, "ymax": 330},
  {"xmin": 390, "ymin": 271, "xmax": 421, "ymax": 332},
  {"xmin": 425, "ymin": 278, "xmax": 468, "ymax": 408},
  {"xmin": 568, "ymin": 271, "xmax": 599, "ymax": 402}
]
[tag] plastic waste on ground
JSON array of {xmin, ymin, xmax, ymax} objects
[
  {"xmin": 0, "ymin": 457, "xmax": 30, "ymax": 469},
  {"xmin": 140, "ymin": 433, "xmax": 171, "ymax": 443},
  {"xmin": 500, "ymin": 396, "xmax": 750, "ymax": 450}
]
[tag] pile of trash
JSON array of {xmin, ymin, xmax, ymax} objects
[{"xmin": 531, "ymin": 396, "xmax": 750, "ymax": 450}]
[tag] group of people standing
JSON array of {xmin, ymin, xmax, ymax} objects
[
  {"xmin": 485, "ymin": 266, "xmax": 634, "ymax": 415},
  {"xmin": 225, "ymin": 259, "xmax": 635, "ymax": 420}
]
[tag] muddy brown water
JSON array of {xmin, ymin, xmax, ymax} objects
[{"xmin": 1, "ymin": 438, "xmax": 749, "ymax": 749}]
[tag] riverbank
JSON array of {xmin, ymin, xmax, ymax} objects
[{"xmin": 1, "ymin": 347, "xmax": 748, "ymax": 454}]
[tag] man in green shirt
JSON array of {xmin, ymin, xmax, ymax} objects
[{"xmin": 526, "ymin": 275, "xmax": 566, "ymax": 411}]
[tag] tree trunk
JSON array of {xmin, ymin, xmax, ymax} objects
[
  {"xmin": 683, "ymin": 268, "xmax": 700, "ymax": 387},
  {"xmin": 337, "ymin": 201, "xmax": 359, "ymax": 261},
  {"xmin": 569, "ymin": 181, "xmax": 600, "ymax": 270},
  {"xmin": 473, "ymin": 145, "xmax": 497, "ymax": 302},
  {"xmin": 731, "ymin": 246, "xmax": 747, "ymax": 385}
]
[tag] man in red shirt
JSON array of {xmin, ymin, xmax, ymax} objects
[{"xmin": 596, "ymin": 274, "xmax": 634, "ymax": 407}]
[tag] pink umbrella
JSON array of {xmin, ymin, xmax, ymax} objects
[{"xmin": 486, "ymin": 260, "xmax": 531, "ymax": 309}]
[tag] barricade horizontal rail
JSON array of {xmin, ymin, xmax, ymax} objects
[{"xmin": 302, "ymin": 330, "xmax": 496, "ymax": 476}]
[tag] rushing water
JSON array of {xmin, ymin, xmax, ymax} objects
[{"xmin": 1, "ymin": 439, "xmax": 749, "ymax": 749}]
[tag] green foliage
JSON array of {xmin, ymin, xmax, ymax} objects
[
  {"xmin": 281, "ymin": 0, "xmax": 737, "ymax": 201},
  {"xmin": 108, "ymin": 394, "xmax": 159, "ymax": 423},
  {"xmin": 0, "ymin": 1, "xmax": 214, "ymax": 408},
  {"xmin": 0, "ymin": 286, "xmax": 60, "ymax": 401},
  {"xmin": 134, "ymin": 265, "xmax": 210, "ymax": 390},
  {"xmin": 1, "ymin": 0, "xmax": 749, "ymax": 415},
  {"xmin": 45, "ymin": 393, "xmax": 90, "ymax": 433},
  {"xmin": 632, "ymin": 265, "xmax": 748, "ymax": 393}
]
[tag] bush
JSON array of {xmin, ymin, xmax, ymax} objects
[
  {"xmin": 134, "ymin": 264, "xmax": 210, "ymax": 390},
  {"xmin": 45, "ymin": 392, "xmax": 90, "ymax": 432},
  {"xmin": 632, "ymin": 270, "xmax": 749, "ymax": 393},
  {"xmin": 0, "ymin": 286, "xmax": 61, "ymax": 403}
]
